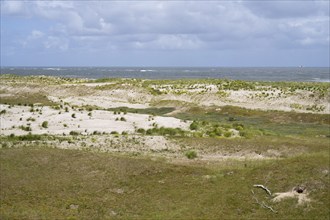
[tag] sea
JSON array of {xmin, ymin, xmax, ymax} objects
[{"xmin": 1, "ymin": 67, "xmax": 329, "ymax": 82}]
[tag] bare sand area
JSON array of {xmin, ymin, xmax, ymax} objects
[
  {"xmin": 0, "ymin": 104, "xmax": 189, "ymax": 136},
  {"xmin": 1, "ymin": 76, "xmax": 329, "ymax": 114},
  {"xmin": 1, "ymin": 75, "xmax": 329, "ymax": 160}
]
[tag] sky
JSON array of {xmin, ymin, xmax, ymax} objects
[{"xmin": 1, "ymin": 0, "xmax": 329, "ymax": 67}]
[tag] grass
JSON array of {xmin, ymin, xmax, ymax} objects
[
  {"xmin": 145, "ymin": 127, "xmax": 186, "ymax": 137},
  {"xmin": 107, "ymin": 106, "xmax": 175, "ymax": 116},
  {"xmin": 185, "ymin": 150, "xmax": 198, "ymax": 159},
  {"xmin": 0, "ymin": 146, "xmax": 328, "ymax": 219},
  {"xmin": 175, "ymin": 106, "xmax": 330, "ymax": 138},
  {"xmin": 0, "ymin": 93, "xmax": 54, "ymax": 106}
]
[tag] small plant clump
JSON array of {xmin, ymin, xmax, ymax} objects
[
  {"xmin": 69, "ymin": 131, "xmax": 79, "ymax": 135},
  {"xmin": 26, "ymin": 117, "xmax": 36, "ymax": 122},
  {"xmin": 0, "ymin": 109, "xmax": 6, "ymax": 115},
  {"xmin": 93, "ymin": 131, "xmax": 101, "ymax": 135},
  {"xmin": 189, "ymin": 121, "xmax": 199, "ymax": 130},
  {"xmin": 224, "ymin": 131, "xmax": 232, "ymax": 138},
  {"xmin": 137, "ymin": 128, "xmax": 146, "ymax": 134},
  {"xmin": 185, "ymin": 150, "xmax": 197, "ymax": 159},
  {"xmin": 19, "ymin": 125, "xmax": 32, "ymax": 132},
  {"xmin": 41, "ymin": 121, "xmax": 48, "ymax": 128},
  {"xmin": 71, "ymin": 113, "xmax": 76, "ymax": 118}
]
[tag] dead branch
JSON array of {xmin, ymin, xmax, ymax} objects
[
  {"xmin": 262, "ymin": 201, "xmax": 277, "ymax": 213},
  {"xmin": 251, "ymin": 191, "xmax": 277, "ymax": 213},
  {"xmin": 253, "ymin": 184, "xmax": 272, "ymax": 196}
]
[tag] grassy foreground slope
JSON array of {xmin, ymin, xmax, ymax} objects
[{"xmin": 0, "ymin": 147, "xmax": 329, "ymax": 219}]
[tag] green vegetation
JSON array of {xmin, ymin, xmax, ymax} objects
[
  {"xmin": 41, "ymin": 121, "xmax": 48, "ymax": 128},
  {"xmin": 185, "ymin": 150, "xmax": 197, "ymax": 159},
  {"xmin": 145, "ymin": 127, "xmax": 185, "ymax": 136},
  {"xmin": 26, "ymin": 117, "xmax": 36, "ymax": 122},
  {"xmin": 108, "ymin": 107, "xmax": 175, "ymax": 116},
  {"xmin": 189, "ymin": 121, "xmax": 199, "ymax": 130},
  {"xmin": 175, "ymin": 106, "xmax": 330, "ymax": 138},
  {"xmin": 0, "ymin": 147, "xmax": 328, "ymax": 219},
  {"xmin": 0, "ymin": 109, "xmax": 6, "ymax": 115},
  {"xmin": 19, "ymin": 125, "xmax": 32, "ymax": 132},
  {"xmin": 69, "ymin": 131, "xmax": 80, "ymax": 136}
]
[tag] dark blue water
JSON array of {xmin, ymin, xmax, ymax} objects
[{"xmin": 1, "ymin": 67, "xmax": 329, "ymax": 82}]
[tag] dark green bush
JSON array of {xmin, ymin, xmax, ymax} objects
[
  {"xmin": 224, "ymin": 131, "xmax": 232, "ymax": 138},
  {"xmin": 137, "ymin": 128, "xmax": 146, "ymax": 134},
  {"xmin": 41, "ymin": 121, "xmax": 48, "ymax": 128},
  {"xmin": 189, "ymin": 121, "xmax": 198, "ymax": 130},
  {"xmin": 185, "ymin": 150, "xmax": 197, "ymax": 159},
  {"xmin": 19, "ymin": 125, "xmax": 32, "ymax": 132},
  {"xmin": 69, "ymin": 131, "xmax": 79, "ymax": 135}
]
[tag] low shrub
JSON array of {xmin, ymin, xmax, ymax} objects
[
  {"xmin": 18, "ymin": 134, "xmax": 43, "ymax": 141},
  {"xmin": 185, "ymin": 150, "xmax": 197, "ymax": 159},
  {"xmin": 137, "ymin": 128, "xmax": 146, "ymax": 134},
  {"xmin": 41, "ymin": 121, "xmax": 48, "ymax": 128},
  {"xmin": 19, "ymin": 125, "xmax": 32, "ymax": 132},
  {"xmin": 224, "ymin": 131, "xmax": 232, "ymax": 138},
  {"xmin": 26, "ymin": 117, "xmax": 36, "ymax": 122},
  {"xmin": 93, "ymin": 131, "xmax": 101, "ymax": 135},
  {"xmin": 189, "ymin": 121, "xmax": 198, "ymax": 130},
  {"xmin": 69, "ymin": 131, "xmax": 79, "ymax": 135}
]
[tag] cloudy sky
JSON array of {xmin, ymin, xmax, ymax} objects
[{"xmin": 1, "ymin": 0, "xmax": 329, "ymax": 67}]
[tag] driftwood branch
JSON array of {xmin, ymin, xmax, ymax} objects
[
  {"xmin": 251, "ymin": 187, "xmax": 277, "ymax": 213},
  {"xmin": 253, "ymin": 184, "xmax": 272, "ymax": 196},
  {"xmin": 262, "ymin": 201, "xmax": 277, "ymax": 213}
]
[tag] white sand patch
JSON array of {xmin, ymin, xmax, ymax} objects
[
  {"xmin": 67, "ymin": 82, "xmax": 116, "ymax": 87},
  {"xmin": 200, "ymin": 152, "xmax": 271, "ymax": 161},
  {"xmin": 272, "ymin": 190, "xmax": 311, "ymax": 205},
  {"xmin": 48, "ymin": 96, "xmax": 149, "ymax": 109},
  {"xmin": 0, "ymin": 104, "xmax": 189, "ymax": 136}
]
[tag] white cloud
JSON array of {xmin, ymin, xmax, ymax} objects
[
  {"xmin": 30, "ymin": 30, "xmax": 44, "ymax": 39},
  {"xmin": 44, "ymin": 36, "xmax": 69, "ymax": 51},
  {"xmin": 1, "ymin": 1, "xmax": 24, "ymax": 15},
  {"xmin": 1, "ymin": 0, "xmax": 329, "ymax": 53}
]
